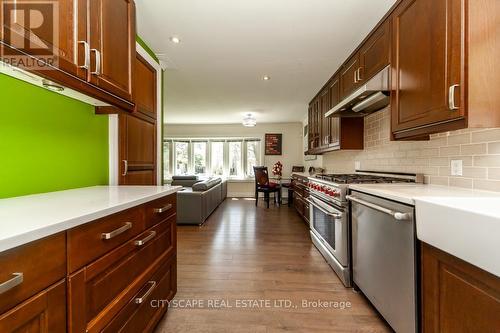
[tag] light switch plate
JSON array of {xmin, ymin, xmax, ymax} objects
[
  {"xmin": 355, "ymin": 161, "xmax": 361, "ymax": 170},
  {"xmin": 451, "ymin": 160, "xmax": 463, "ymax": 176}
]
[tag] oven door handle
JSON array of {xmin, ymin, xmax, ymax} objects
[
  {"xmin": 346, "ymin": 195, "xmax": 412, "ymax": 221},
  {"xmin": 305, "ymin": 198, "xmax": 343, "ymax": 219}
]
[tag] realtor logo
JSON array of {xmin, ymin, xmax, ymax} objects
[{"xmin": 1, "ymin": 0, "xmax": 59, "ymax": 70}]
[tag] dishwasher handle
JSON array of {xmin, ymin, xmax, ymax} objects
[{"xmin": 346, "ymin": 195, "xmax": 412, "ymax": 221}]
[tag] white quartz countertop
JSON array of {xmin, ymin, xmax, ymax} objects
[
  {"xmin": 0, "ymin": 185, "xmax": 182, "ymax": 253},
  {"xmin": 348, "ymin": 183, "xmax": 500, "ymax": 277}
]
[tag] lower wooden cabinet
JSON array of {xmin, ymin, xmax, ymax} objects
[
  {"xmin": 102, "ymin": 256, "xmax": 177, "ymax": 333},
  {"xmin": 421, "ymin": 243, "xmax": 500, "ymax": 332},
  {"xmin": 0, "ymin": 280, "xmax": 66, "ymax": 333},
  {"xmin": 0, "ymin": 193, "xmax": 177, "ymax": 333}
]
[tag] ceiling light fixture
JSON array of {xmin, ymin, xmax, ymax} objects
[
  {"xmin": 242, "ymin": 113, "xmax": 257, "ymax": 127},
  {"xmin": 170, "ymin": 36, "xmax": 181, "ymax": 44},
  {"xmin": 262, "ymin": 75, "xmax": 270, "ymax": 81}
]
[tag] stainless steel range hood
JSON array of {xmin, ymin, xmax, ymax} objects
[{"xmin": 325, "ymin": 66, "xmax": 390, "ymax": 118}]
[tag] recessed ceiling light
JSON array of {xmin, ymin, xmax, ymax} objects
[
  {"xmin": 170, "ymin": 36, "xmax": 181, "ymax": 44},
  {"xmin": 262, "ymin": 75, "xmax": 270, "ymax": 81}
]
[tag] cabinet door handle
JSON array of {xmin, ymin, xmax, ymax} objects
[
  {"xmin": 90, "ymin": 49, "xmax": 101, "ymax": 75},
  {"xmin": 0, "ymin": 273, "xmax": 23, "ymax": 294},
  {"xmin": 354, "ymin": 70, "xmax": 358, "ymax": 83},
  {"xmin": 134, "ymin": 231, "xmax": 156, "ymax": 247},
  {"xmin": 122, "ymin": 160, "xmax": 128, "ymax": 176},
  {"xmin": 101, "ymin": 222, "xmax": 132, "ymax": 240},
  {"xmin": 448, "ymin": 84, "xmax": 460, "ymax": 110},
  {"xmin": 77, "ymin": 41, "xmax": 90, "ymax": 69},
  {"xmin": 357, "ymin": 67, "xmax": 363, "ymax": 82},
  {"xmin": 154, "ymin": 204, "xmax": 173, "ymax": 214},
  {"xmin": 135, "ymin": 281, "xmax": 156, "ymax": 304}
]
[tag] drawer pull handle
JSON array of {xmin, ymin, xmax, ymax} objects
[
  {"xmin": 134, "ymin": 231, "xmax": 156, "ymax": 247},
  {"xmin": 101, "ymin": 222, "xmax": 132, "ymax": 240},
  {"xmin": 154, "ymin": 204, "xmax": 173, "ymax": 214},
  {"xmin": 0, "ymin": 273, "xmax": 23, "ymax": 294},
  {"xmin": 135, "ymin": 281, "xmax": 156, "ymax": 304}
]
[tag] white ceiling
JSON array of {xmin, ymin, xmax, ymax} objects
[{"xmin": 135, "ymin": 0, "xmax": 397, "ymax": 124}]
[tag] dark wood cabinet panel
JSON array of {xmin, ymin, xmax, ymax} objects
[
  {"xmin": 328, "ymin": 75, "xmax": 341, "ymax": 148},
  {"xmin": 89, "ymin": 0, "xmax": 135, "ymax": 101},
  {"xmin": 421, "ymin": 243, "xmax": 500, "ymax": 333},
  {"xmin": 0, "ymin": 233, "xmax": 66, "ymax": 315},
  {"xmin": 359, "ymin": 19, "xmax": 390, "ymax": 83},
  {"xmin": 67, "ymin": 206, "xmax": 146, "ymax": 273},
  {"xmin": 391, "ymin": 0, "xmax": 465, "ymax": 137},
  {"xmin": 320, "ymin": 88, "xmax": 330, "ymax": 148},
  {"xmin": 102, "ymin": 256, "xmax": 176, "ymax": 333},
  {"xmin": 119, "ymin": 114, "xmax": 157, "ymax": 185},
  {"xmin": 68, "ymin": 219, "xmax": 175, "ymax": 333},
  {"xmin": 135, "ymin": 53, "xmax": 157, "ymax": 118},
  {"xmin": 340, "ymin": 54, "xmax": 361, "ymax": 99},
  {"xmin": 0, "ymin": 280, "xmax": 66, "ymax": 333}
]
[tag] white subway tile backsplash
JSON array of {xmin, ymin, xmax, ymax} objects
[{"xmin": 321, "ymin": 108, "xmax": 500, "ymax": 192}]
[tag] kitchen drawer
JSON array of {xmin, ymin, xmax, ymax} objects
[
  {"xmin": 102, "ymin": 256, "xmax": 177, "ymax": 333},
  {"xmin": 68, "ymin": 217, "xmax": 175, "ymax": 333},
  {"xmin": 0, "ymin": 233, "xmax": 66, "ymax": 314},
  {"xmin": 144, "ymin": 194, "xmax": 176, "ymax": 228},
  {"xmin": 67, "ymin": 206, "xmax": 146, "ymax": 272},
  {"xmin": 0, "ymin": 280, "xmax": 66, "ymax": 333}
]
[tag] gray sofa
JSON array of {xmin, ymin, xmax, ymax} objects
[{"xmin": 171, "ymin": 176, "xmax": 227, "ymax": 225}]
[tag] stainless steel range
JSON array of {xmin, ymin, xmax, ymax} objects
[{"xmin": 306, "ymin": 170, "xmax": 423, "ymax": 287}]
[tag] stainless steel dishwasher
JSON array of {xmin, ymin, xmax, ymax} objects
[{"xmin": 347, "ymin": 190, "xmax": 417, "ymax": 333}]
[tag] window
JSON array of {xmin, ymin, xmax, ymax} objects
[
  {"xmin": 228, "ymin": 141, "xmax": 242, "ymax": 177},
  {"xmin": 163, "ymin": 140, "xmax": 172, "ymax": 178},
  {"xmin": 211, "ymin": 141, "xmax": 224, "ymax": 176},
  {"xmin": 193, "ymin": 141, "xmax": 207, "ymax": 175},
  {"xmin": 174, "ymin": 141, "xmax": 189, "ymax": 175},
  {"xmin": 246, "ymin": 140, "xmax": 260, "ymax": 177},
  {"xmin": 164, "ymin": 138, "xmax": 261, "ymax": 179}
]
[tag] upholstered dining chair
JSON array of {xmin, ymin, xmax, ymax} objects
[{"xmin": 253, "ymin": 166, "xmax": 281, "ymax": 208}]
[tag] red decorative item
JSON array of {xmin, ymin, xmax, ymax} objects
[{"xmin": 272, "ymin": 161, "xmax": 283, "ymax": 180}]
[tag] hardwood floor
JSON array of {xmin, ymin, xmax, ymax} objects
[{"xmin": 155, "ymin": 198, "xmax": 390, "ymax": 332}]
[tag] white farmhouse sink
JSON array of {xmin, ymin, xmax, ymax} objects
[{"xmin": 415, "ymin": 197, "xmax": 500, "ymax": 277}]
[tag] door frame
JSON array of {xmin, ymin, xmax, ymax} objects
[{"xmin": 109, "ymin": 42, "xmax": 163, "ymax": 185}]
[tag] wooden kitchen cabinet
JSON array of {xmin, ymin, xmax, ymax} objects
[
  {"xmin": 391, "ymin": 0, "xmax": 465, "ymax": 139},
  {"xmin": 421, "ymin": 243, "xmax": 500, "ymax": 333},
  {"xmin": 340, "ymin": 53, "xmax": 361, "ymax": 99},
  {"xmin": 359, "ymin": 19, "xmax": 391, "ymax": 83},
  {"xmin": 0, "ymin": 280, "xmax": 67, "ymax": 333},
  {"xmin": 0, "ymin": 0, "xmax": 136, "ymax": 111},
  {"xmin": 134, "ymin": 53, "xmax": 158, "ymax": 119},
  {"xmin": 119, "ymin": 114, "xmax": 157, "ymax": 185},
  {"xmin": 320, "ymin": 88, "xmax": 330, "ymax": 148},
  {"xmin": 307, "ymin": 73, "xmax": 364, "ymax": 155},
  {"xmin": 89, "ymin": 0, "xmax": 135, "ymax": 102}
]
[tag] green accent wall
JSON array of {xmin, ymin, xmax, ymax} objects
[{"xmin": 0, "ymin": 74, "xmax": 109, "ymax": 199}]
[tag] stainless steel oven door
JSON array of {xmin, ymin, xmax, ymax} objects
[{"xmin": 307, "ymin": 196, "xmax": 348, "ymax": 266}]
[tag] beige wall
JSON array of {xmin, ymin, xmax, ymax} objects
[
  {"xmin": 164, "ymin": 122, "xmax": 304, "ymax": 197},
  {"xmin": 312, "ymin": 107, "xmax": 500, "ymax": 192}
]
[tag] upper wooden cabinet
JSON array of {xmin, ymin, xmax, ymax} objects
[
  {"xmin": 0, "ymin": 0, "xmax": 136, "ymax": 111},
  {"xmin": 88, "ymin": 0, "xmax": 135, "ymax": 102},
  {"xmin": 307, "ymin": 73, "xmax": 364, "ymax": 154},
  {"xmin": 359, "ymin": 19, "xmax": 391, "ymax": 83},
  {"xmin": 134, "ymin": 53, "xmax": 157, "ymax": 119},
  {"xmin": 391, "ymin": 0, "xmax": 499, "ymax": 139},
  {"xmin": 391, "ymin": 0, "xmax": 465, "ymax": 139},
  {"xmin": 340, "ymin": 54, "xmax": 361, "ymax": 99}
]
